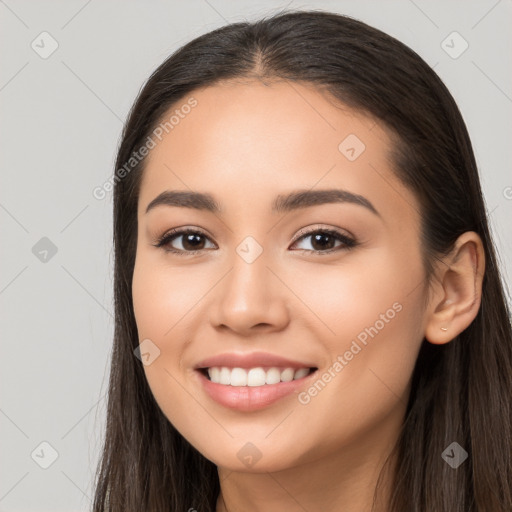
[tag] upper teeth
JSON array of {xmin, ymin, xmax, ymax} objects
[{"xmin": 207, "ymin": 367, "xmax": 311, "ymax": 386}]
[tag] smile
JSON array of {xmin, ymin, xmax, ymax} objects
[{"xmin": 195, "ymin": 368, "xmax": 319, "ymax": 411}]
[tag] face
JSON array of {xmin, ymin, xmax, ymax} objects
[{"xmin": 132, "ymin": 80, "xmax": 429, "ymax": 472}]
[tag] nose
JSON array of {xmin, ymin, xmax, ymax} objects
[{"xmin": 208, "ymin": 250, "xmax": 290, "ymax": 337}]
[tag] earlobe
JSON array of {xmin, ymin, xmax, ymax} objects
[{"xmin": 424, "ymin": 232, "xmax": 485, "ymax": 345}]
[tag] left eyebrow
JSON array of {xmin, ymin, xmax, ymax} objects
[
  {"xmin": 145, "ymin": 188, "xmax": 380, "ymax": 217},
  {"xmin": 272, "ymin": 188, "xmax": 380, "ymax": 217}
]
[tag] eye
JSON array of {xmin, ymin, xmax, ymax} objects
[
  {"xmin": 290, "ymin": 228, "xmax": 357, "ymax": 254},
  {"xmin": 153, "ymin": 226, "xmax": 357, "ymax": 256},
  {"xmin": 153, "ymin": 228, "xmax": 216, "ymax": 255}
]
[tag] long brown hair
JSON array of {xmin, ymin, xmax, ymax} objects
[{"xmin": 93, "ymin": 10, "xmax": 512, "ymax": 511}]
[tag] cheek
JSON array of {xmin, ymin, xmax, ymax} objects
[
  {"xmin": 132, "ymin": 253, "xmax": 212, "ymax": 340},
  {"xmin": 289, "ymin": 248, "xmax": 419, "ymax": 343},
  {"xmin": 286, "ymin": 272, "xmax": 424, "ymax": 464},
  {"xmin": 131, "ymin": 252, "xmax": 215, "ymax": 428},
  {"xmin": 131, "ymin": 262, "xmax": 202, "ymax": 451},
  {"xmin": 291, "ymin": 248, "xmax": 425, "ymax": 401}
]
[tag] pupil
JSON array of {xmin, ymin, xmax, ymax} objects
[
  {"xmin": 312, "ymin": 233, "xmax": 333, "ymax": 250},
  {"xmin": 183, "ymin": 234, "xmax": 204, "ymax": 250}
]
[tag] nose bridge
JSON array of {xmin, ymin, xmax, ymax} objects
[
  {"xmin": 210, "ymin": 236, "xmax": 289, "ymax": 333},
  {"xmin": 229, "ymin": 243, "xmax": 268, "ymax": 300}
]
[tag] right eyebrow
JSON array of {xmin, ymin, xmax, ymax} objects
[{"xmin": 145, "ymin": 190, "xmax": 221, "ymax": 214}]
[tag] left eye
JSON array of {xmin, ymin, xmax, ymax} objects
[{"xmin": 290, "ymin": 229, "xmax": 356, "ymax": 252}]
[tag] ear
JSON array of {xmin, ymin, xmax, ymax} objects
[{"xmin": 424, "ymin": 231, "xmax": 485, "ymax": 345}]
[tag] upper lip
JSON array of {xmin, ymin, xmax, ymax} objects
[{"xmin": 194, "ymin": 351, "xmax": 317, "ymax": 370}]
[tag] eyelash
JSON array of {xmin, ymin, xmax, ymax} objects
[{"xmin": 153, "ymin": 227, "xmax": 358, "ymax": 256}]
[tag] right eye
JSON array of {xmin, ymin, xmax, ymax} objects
[{"xmin": 154, "ymin": 228, "xmax": 217, "ymax": 255}]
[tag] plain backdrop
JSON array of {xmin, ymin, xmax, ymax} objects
[{"xmin": 1, "ymin": 1, "xmax": 511, "ymax": 510}]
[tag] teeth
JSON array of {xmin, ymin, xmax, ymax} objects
[
  {"xmin": 206, "ymin": 366, "xmax": 312, "ymax": 386},
  {"xmin": 293, "ymin": 368, "xmax": 310, "ymax": 380}
]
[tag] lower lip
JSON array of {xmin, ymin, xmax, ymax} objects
[{"xmin": 195, "ymin": 369, "xmax": 317, "ymax": 411}]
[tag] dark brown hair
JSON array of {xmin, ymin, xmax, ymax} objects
[{"xmin": 93, "ymin": 10, "xmax": 512, "ymax": 511}]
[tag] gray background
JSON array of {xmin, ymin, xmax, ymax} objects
[{"xmin": 1, "ymin": 1, "xmax": 511, "ymax": 510}]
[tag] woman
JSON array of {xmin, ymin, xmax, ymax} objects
[{"xmin": 93, "ymin": 10, "xmax": 512, "ymax": 512}]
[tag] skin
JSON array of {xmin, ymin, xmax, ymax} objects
[{"xmin": 131, "ymin": 80, "xmax": 485, "ymax": 512}]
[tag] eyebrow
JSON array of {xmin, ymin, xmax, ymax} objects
[{"xmin": 145, "ymin": 189, "xmax": 380, "ymax": 217}]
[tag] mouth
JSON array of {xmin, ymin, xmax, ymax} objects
[
  {"xmin": 195, "ymin": 365, "xmax": 319, "ymax": 411},
  {"xmin": 197, "ymin": 366, "xmax": 318, "ymax": 386}
]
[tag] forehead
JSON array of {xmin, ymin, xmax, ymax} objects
[{"xmin": 137, "ymin": 80, "xmax": 418, "ymax": 223}]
